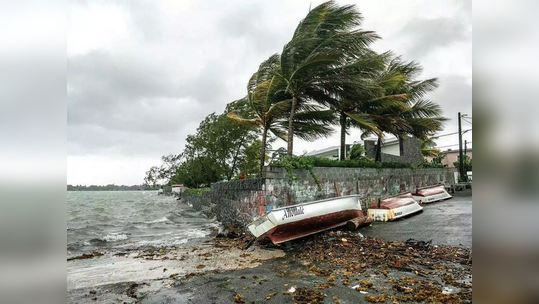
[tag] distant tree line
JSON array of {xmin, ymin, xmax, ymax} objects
[{"xmin": 67, "ymin": 184, "xmax": 159, "ymax": 191}]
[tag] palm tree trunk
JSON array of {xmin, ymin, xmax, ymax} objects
[
  {"xmin": 260, "ymin": 127, "xmax": 268, "ymax": 174},
  {"xmin": 375, "ymin": 134, "xmax": 382, "ymax": 162},
  {"xmin": 339, "ymin": 112, "xmax": 346, "ymax": 161},
  {"xmin": 398, "ymin": 135, "xmax": 404, "ymax": 156},
  {"xmin": 287, "ymin": 95, "xmax": 297, "ymax": 155}
]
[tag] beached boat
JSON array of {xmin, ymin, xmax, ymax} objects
[
  {"xmin": 412, "ymin": 184, "xmax": 452, "ymax": 204},
  {"xmin": 247, "ymin": 195, "xmax": 365, "ymax": 244},
  {"xmin": 367, "ymin": 192, "xmax": 423, "ymax": 222}
]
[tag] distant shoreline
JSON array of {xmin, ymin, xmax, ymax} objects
[{"xmin": 67, "ymin": 189, "xmax": 159, "ymax": 192}]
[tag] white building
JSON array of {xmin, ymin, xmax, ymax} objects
[{"xmin": 305, "ymin": 137, "xmax": 402, "ymax": 160}]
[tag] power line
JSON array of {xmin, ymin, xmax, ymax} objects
[
  {"xmin": 434, "ymin": 129, "xmax": 472, "ymax": 138},
  {"xmin": 435, "ymin": 142, "xmax": 472, "ymax": 149},
  {"xmin": 436, "ymin": 143, "xmax": 460, "ymax": 149}
]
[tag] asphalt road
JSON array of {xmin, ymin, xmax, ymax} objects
[{"xmin": 361, "ymin": 189, "xmax": 472, "ymax": 248}]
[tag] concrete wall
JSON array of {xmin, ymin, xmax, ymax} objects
[
  {"xmin": 263, "ymin": 167, "xmax": 456, "ymax": 212},
  {"xmin": 181, "ymin": 166, "xmax": 456, "ymax": 229}
]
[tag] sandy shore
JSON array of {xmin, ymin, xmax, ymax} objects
[
  {"xmin": 67, "ymin": 236, "xmax": 285, "ymax": 300},
  {"xmin": 67, "ymin": 233, "xmax": 471, "ymax": 304}
]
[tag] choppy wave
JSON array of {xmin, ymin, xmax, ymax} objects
[
  {"xmin": 145, "ymin": 216, "xmax": 168, "ymax": 224},
  {"xmin": 102, "ymin": 233, "xmax": 129, "ymax": 242},
  {"xmin": 67, "ymin": 191, "xmax": 216, "ymax": 254}
]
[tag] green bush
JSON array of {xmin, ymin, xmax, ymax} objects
[
  {"xmin": 184, "ymin": 187, "xmax": 211, "ymax": 195},
  {"xmin": 348, "ymin": 143, "xmax": 365, "ymax": 160},
  {"xmin": 295, "ymin": 156, "xmax": 413, "ymax": 169},
  {"xmin": 270, "ymin": 155, "xmax": 321, "ymax": 190}
]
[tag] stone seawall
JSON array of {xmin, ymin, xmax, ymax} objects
[{"xmin": 181, "ymin": 167, "xmax": 456, "ymax": 229}]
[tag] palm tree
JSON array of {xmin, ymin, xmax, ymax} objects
[
  {"xmin": 348, "ymin": 56, "xmax": 446, "ymax": 161},
  {"xmin": 420, "ymin": 136, "xmax": 442, "ymax": 158},
  {"xmin": 383, "ymin": 58, "xmax": 446, "ymax": 156},
  {"xmin": 277, "ymin": 1, "xmax": 380, "ymax": 155},
  {"xmin": 227, "ymin": 55, "xmax": 334, "ymax": 172},
  {"xmin": 329, "ymin": 51, "xmax": 388, "ymax": 160}
]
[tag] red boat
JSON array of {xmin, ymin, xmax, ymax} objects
[
  {"xmin": 247, "ymin": 195, "xmax": 364, "ymax": 244},
  {"xmin": 412, "ymin": 184, "xmax": 452, "ymax": 204},
  {"xmin": 367, "ymin": 192, "xmax": 423, "ymax": 222}
]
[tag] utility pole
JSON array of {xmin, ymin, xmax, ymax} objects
[
  {"xmin": 464, "ymin": 140, "xmax": 467, "ymax": 155},
  {"xmin": 458, "ymin": 112, "xmax": 467, "ymax": 182}
]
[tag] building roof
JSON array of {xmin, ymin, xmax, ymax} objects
[
  {"xmin": 304, "ymin": 145, "xmax": 340, "ymax": 156},
  {"xmin": 363, "ymin": 135, "xmax": 400, "ymax": 146}
]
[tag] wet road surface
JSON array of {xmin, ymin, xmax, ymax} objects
[{"xmin": 361, "ymin": 189, "xmax": 472, "ymax": 247}]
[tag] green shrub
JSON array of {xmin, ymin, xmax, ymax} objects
[
  {"xmin": 270, "ymin": 155, "xmax": 321, "ymax": 190},
  {"xmin": 184, "ymin": 187, "xmax": 211, "ymax": 195},
  {"xmin": 301, "ymin": 156, "xmax": 413, "ymax": 169}
]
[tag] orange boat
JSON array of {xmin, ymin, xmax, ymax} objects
[
  {"xmin": 367, "ymin": 192, "xmax": 423, "ymax": 222},
  {"xmin": 412, "ymin": 184, "xmax": 452, "ymax": 204}
]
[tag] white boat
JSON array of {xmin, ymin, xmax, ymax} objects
[
  {"xmin": 367, "ymin": 192, "xmax": 423, "ymax": 222},
  {"xmin": 412, "ymin": 184, "xmax": 452, "ymax": 204},
  {"xmin": 247, "ymin": 195, "xmax": 365, "ymax": 244}
]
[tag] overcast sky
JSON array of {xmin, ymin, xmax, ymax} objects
[{"xmin": 65, "ymin": 0, "xmax": 472, "ymax": 185}]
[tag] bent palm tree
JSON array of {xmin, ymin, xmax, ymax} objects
[
  {"xmin": 349, "ymin": 55, "xmax": 447, "ymax": 161},
  {"xmin": 228, "ymin": 55, "xmax": 334, "ymax": 172},
  {"xmin": 278, "ymin": 1, "xmax": 380, "ymax": 155}
]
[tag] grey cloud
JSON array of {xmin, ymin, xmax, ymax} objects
[
  {"xmin": 67, "ymin": 51, "xmax": 222, "ymax": 155},
  {"xmin": 63, "ymin": 0, "xmax": 472, "ymax": 184},
  {"xmin": 394, "ymin": 0, "xmax": 471, "ymax": 61},
  {"xmin": 67, "ymin": 1, "xmax": 301, "ymax": 158},
  {"xmin": 428, "ymin": 75, "xmax": 473, "ymax": 139},
  {"xmin": 398, "ymin": 17, "xmax": 469, "ymax": 60}
]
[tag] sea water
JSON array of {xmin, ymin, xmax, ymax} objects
[{"xmin": 67, "ymin": 191, "xmax": 217, "ymax": 257}]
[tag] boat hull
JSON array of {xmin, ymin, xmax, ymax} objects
[
  {"xmin": 412, "ymin": 184, "xmax": 452, "ymax": 204},
  {"xmin": 248, "ymin": 195, "xmax": 363, "ymax": 244},
  {"xmin": 367, "ymin": 193, "xmax": 423, "ymax": 222}
]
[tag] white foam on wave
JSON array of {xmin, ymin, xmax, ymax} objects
[
  {"xmin": 102, "ymin": 233, "xmax": 129, "ymax": 242},
  {"xmin": 183, "ymin": 228, "xmax": 211, "ymax": 239},
  {"xmin": 132, "ymin": 228, "xmax": 210, "ymax": 247},
  {"xmin": 136, "ymin": 238, "xmax": 189, "ymax": 247},
  {"xmin": 146, "ymin": 216, "xmax": 168, "ymax": 224}
]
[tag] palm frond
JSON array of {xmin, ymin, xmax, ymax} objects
[{"xmin": 226, "ymin": 111, "xmax": 261, "ymax": 126}]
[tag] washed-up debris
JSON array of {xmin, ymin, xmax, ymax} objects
[
  {"xmin": 265, "ymin": 292, "xmax": 277, "ymax": 300},
  {"xmin": 67, "ymin": 251, "xmax": 103, "ymax": 261},
  {"xmin": 288, "ymin": 230, "xmax": 471, "ymax": 302},
  {"xmin": 291, "ymin": 287, "xmax": 325, "ymax": 304},
  {"xmin": 308, "ymin": 264, "xmax": 333, "ymax": 276},
  {"xmin": 364, "ymin": 294, "xmax": 385, "ymax": 303},
  {"xmin": 405, "ymin": 238, "xmax": 432, "ymax": 250},
  {"xmin": 233, "ymin": 294, "xmax": 245, "ymax": 303},
  {"xmin": 359, "ymin": 280, "xmax": 373, "ymax": 288},
  {"xmin": 315, "ymin": 282, "xmax": 331, "ymax": 290},
  {"xmin": 215, "ymin": 223, "xmax": 260, "ymax": 250},
  {"xmin": 184, "ymin": 272, "xmax": 200, "ymax": 279}
]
